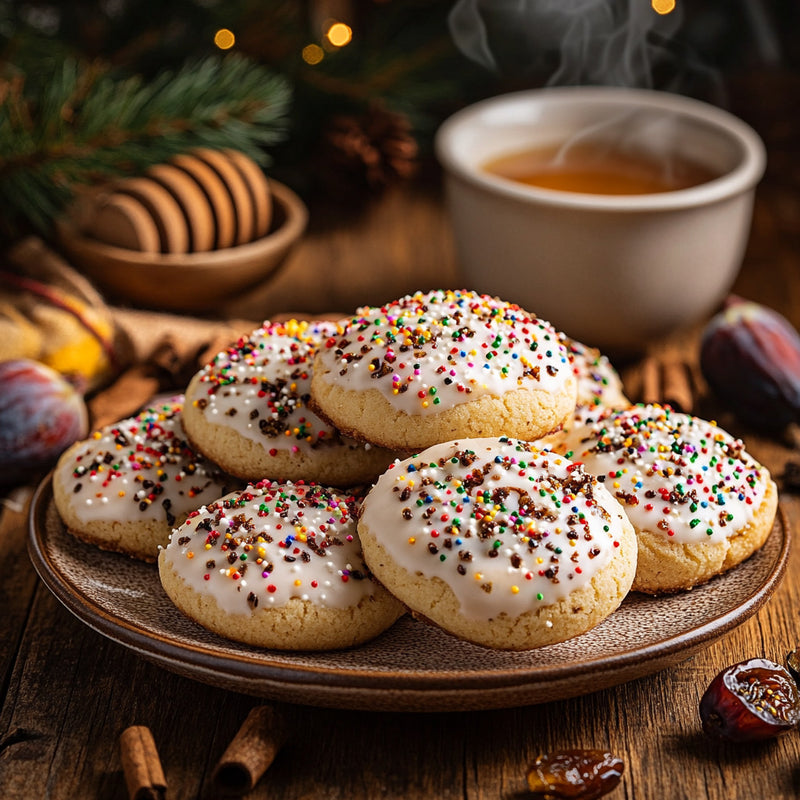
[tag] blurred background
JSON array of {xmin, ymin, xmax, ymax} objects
[
  {"xmin": 1, "ymin": 0, "xmax": 798, "ymax": 240},
  {"xmin": 0, "ymin": 0, "xmax": 798, "ymax": 385}
]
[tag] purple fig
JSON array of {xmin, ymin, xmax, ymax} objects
[
  {"xmin": 700, "ymin": 297, "xmax": 800, "ymax": 431},
  {"xmin": 0, "ymin": 359, "xmax": 89, "ymax": 485}
]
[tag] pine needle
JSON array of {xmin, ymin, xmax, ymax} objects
[{"xmin": 0, "ymin": 54, "xmax": 291, "ymax": 239}]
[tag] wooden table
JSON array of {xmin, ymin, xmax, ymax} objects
[{"xmin": 3, "ymin": 151, "xmax": 800, "ymax": 799}]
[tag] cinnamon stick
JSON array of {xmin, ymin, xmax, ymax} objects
[
  {"xmin": 212, "ymin": 705, "xmax": 288, "ymax": 796},
  {"xmin": 119, "ymin": 726, "xmax": 167, "ymax": 800}
]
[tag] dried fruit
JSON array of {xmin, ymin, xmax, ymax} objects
[
  {"xmin": 526, "ymin": 749, "xmax": 624, "ymax": 799},
  {"xmin": 700, "ymin": 296, "xmax": 800, "ymax": 431},
  {"xmin": 0, "ymin": 359, "xmax": 89, "ymax": 485},
  {"xmin": 699, "ymin": 658, "xmax": 800, "ymax": 742}
]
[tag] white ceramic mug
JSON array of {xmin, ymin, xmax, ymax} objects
[{"xmin": 435, "ymin": 86, "xmax": 766, "ymax": 355}]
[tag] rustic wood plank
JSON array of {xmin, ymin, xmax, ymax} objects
[
  {"xmin": 0, "ymin": 488, "xmax": 39, "ymax": 699},
  {"xmin": 0, "ymin": 587, "xmax": 248, "ymax": 798}
]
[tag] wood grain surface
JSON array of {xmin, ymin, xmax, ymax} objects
[{"xmin": 3, "ymin": 103, "xmax": 800, "ymax": 797}]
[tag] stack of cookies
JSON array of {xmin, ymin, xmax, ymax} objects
[{"xmin": 53, "ymin": 290, "xmax": 778, "ymax": 652}]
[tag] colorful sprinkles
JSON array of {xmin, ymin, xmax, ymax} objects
[
  {"xmin": 192, "ymin": 319, "xmax": 345, "ymax": 452},
  {"xmin": 163, "ymin": 480, "xmax": 378, "ymax": 613},
  {"xmin": 315, "ymin": 290, "xmax": 571, "ymax": 414},
  {"xmin": 562, "ymin": 404, "xmax": 770, "ymax": 544},
  {"xmin": 562, "ymin": 336, "xmax": 628, "ymax": 417},
  {"xmin": 59, "ymin": 397, "xmax": 232, "ymax": 526},
  {"xmin": 360, "ymin": 437, "xmax": 628, "ymax": 620}
]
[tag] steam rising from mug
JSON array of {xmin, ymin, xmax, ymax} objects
[{"xmin": 448, "ymin": 0, "xmax": 685, "ymax": 87}]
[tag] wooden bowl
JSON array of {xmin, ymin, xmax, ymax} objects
[{"xmin": 56, "ymin": 179, "xmax": 307, "ymax": 313}]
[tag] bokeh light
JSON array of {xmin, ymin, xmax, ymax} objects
[
  {"xmin": 214, "ymin": 28, "xmax": 235, "ymax": 49},
  {"xmin": 326, "ymin": 22, "xmax": 353, "ymax": 47},
  {"xmin": 651, "ymin": 0, "xmax": 676, "ymax": 14},
  {"xmin": 302, "ymin": 43, "xmax": 325, "ymax": 65}
]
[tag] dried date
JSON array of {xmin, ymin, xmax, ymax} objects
[{"xmin": 526, "ymin": 749, "xmax": 624, "ymax": 799}]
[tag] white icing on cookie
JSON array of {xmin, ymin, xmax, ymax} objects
[
  {"xmin": 564, "ymin": 337, "xmax": 628, "ymax": 420},
  {"xmin": 162, "ymin": 481, "xmax": 379, "ymax": 614},
  {"xmin": 190, "ymin": 319, "xmax": 355, "ymax": 455},
  {"xmin": 314, "ymin": 290, "xmax": 571, "ymax": 415},
  {"xmin": 359, "ymin": 437, "xmax": 629, "ymax": 620},
  {"xmin": 58, "ymin": 397, "xmax": 232, "ymax": 526},
  {"xmin": 560, "ymin": 404, "xmax": 771, "ymax": 545}
]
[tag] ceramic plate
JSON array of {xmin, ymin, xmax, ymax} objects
[{"xmin": 28, "ymin": 476, "xmax": 789, "ymax": 712}]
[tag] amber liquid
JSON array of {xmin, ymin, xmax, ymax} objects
[{"xmin": 483, "ymin": 142, "xmax": 718, "ymax": 195}]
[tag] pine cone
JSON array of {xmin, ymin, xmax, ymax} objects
[{"xmin": 319, "ymin": 105, "xmax": 418, "ymax": 200}]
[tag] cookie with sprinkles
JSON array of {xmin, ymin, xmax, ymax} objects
[
  {"xmin": 357, "ymin": 437, "xmax": 637, "ymax": 650},
  {"xmin": 536, "ymin": 337, "xmax": 630, "ymax": 450},
  {"xmin": 53, "ymin": 397, "xmax": 237, "ymax": 562},
  {"xmin": 309, "ymin": 290, "xmax": 578, "ymax": 452},
  {"xmin": 557, "ymin": 404, "xmax": 778, "ymax": 593},
  {"xmin": 565, "ymin": 337, "xmax": 629, "ymax": 419},
  {"xmin": 182, "ymin": 319, "xmax": 397, "ymax": 487},
  {"xmin": 158, "ymin": 480, "xmax": 405, "ymax": 650}
]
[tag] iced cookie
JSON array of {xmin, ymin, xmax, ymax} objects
[
  {"xmin": 565, "ymin": 337, "xmax": 629, "ymax": 419},
  {"xmin": 558, "ymin": 404, "xmax": 778, "ymax": 593},
  {"xmin": 158, "ymin": 480, "xmax": 405, "ymax": 650},
  {"xmin": 358, "ymin": 437, "xmax": 637, "ymax": 650},
  {"xmin": 53, "ymin": 398, "xmax": 236, "ymax": 562},
  {"xmin": 182, "ymin": 319, "xmax": 397, "ymax": 487},
  {"xmin": 536, "ymin": 337, "xmax": 630, "ymax": 450},
  {"xmin": 310, "ymin": 290, "xmax": 578, "ymax": 452}
]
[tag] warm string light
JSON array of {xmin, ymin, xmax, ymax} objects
[
  {"xmin": 302, "ymin": 18, "xmax": 353, "ymax": 65},
  {"xmin": 651, "ymin": 0, "xmax": 676, "ymax": 14},
  {"xmin": 326, "ymin": 21, "xmax": 353, "ymax": 47},
  {"xmin": 302, "ymin": 44, "xmax": 325, "ymax": 65},
  {"xmin": 214, "ymin": 28, "xmax": 235, "ymax": 49}
]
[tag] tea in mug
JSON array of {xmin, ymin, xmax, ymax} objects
[{"xmin": 483, "ymin": 141, "xmax": 718, "ymax": 195}]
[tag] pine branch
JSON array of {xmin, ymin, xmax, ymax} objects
[{"xmin": 0, "ymin": 54, "xmax": 292, "ymax": 240}]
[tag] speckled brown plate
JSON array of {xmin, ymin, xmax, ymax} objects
[{"xmin": 28, "ymin": 475, "xmax": 789, "ymax": 712}]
